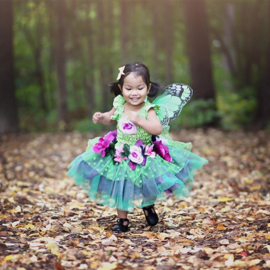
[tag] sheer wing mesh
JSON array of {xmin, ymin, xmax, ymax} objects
[{"xmin": 152, "ymin": 83, "xmax": 193, "ymax": 127}]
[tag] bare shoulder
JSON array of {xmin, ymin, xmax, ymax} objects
[{"xmin": 147, "ymin": 108, "xmax": 158, "ymax": 120}]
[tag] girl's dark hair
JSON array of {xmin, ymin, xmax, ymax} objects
[{"xmin": 110, "ymin": 62, "xmax": 160, "ymax": 97}]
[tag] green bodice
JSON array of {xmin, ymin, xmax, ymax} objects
[{"xmin": 110, "ymin": 95, "xmax": 159, "ymax": 147}]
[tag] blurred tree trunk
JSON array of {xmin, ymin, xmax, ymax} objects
[
  {"xmin": 164, "ymin": 0, "xmax": 173, "ymax": 84},
  {"xmin": 34, "ymin": 16, "xmax": 47, "ymax": 114},
  {"xmin": 120, "ymin": 0, "xmax": 128, "ymax": 62},
  {"xmin": 106, "ymin": 1, "xmax": 114, "ymax": 106},
  {"xmin": 23, "ymin": 16, "xmax": 48, "ymax": 114},
  {"xmin": 34, "ymin": 47, "xmax": 47, "ymax": 113},
  {"xmin": 0, "ymin": 0, "xmax": 19, "ymax": 133},
  {"xmin": 85, "ymin": 0, "xmax": 95, "ymax": 117},
  {"xmin": 45, "ymin": 1, "xmax": 57, "ymax": 111},
  {"xmin": 255, "ymin": 2, "xmax": 270, "ymax": 127},
  {"xmin": 56, "ymin": 0, "xmax": 69, "ymax": 129},
  {"xmin": 97, "ymin": 1, "xmax": 109, "ymax": 112},
  {"xmin": 69, "ymin": 0, "xmax": 85, "ymax": 112},
  {"xmin": 183, "ymin": 0, "xmax": 215, "ymax": 100},
  {"xmin": 220, "ymin": 2, "xmax": 236, "ymax": 77},
  {"xmin": 152, "ymin": 2, "xmax": 159, "ymax": 79},
  {"xmin": 106, "ymin": 1, "xmax": 114, "ymax": 76}
]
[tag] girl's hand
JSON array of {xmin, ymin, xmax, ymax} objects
[
  {"xmin": 93, "ymin": 112, "xmax": 104, "ymax": 124},
  {"xmin": 128, "ymin": 111, "xmax": 141, "ymax": 125}
]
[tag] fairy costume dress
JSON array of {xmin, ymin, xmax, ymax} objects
[{"xmin": 67, "ymin": 84, "xmax": 208, "ymax": 211}]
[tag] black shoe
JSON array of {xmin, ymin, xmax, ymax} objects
[
  {"xmin": 112, "ymin": 218, "xmax": 129, "ymax": 232},
  {"xmin": 143, "ymin": 205, "xmax": 159, "ymax": 226}
]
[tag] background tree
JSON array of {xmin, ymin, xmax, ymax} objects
[
  {"xmin": 256, "ymin": 1, "xmax": 270, "ymax": 128},
  {"xmin": 183, "ymin": 0, "xmax": 215, "ymax": 100},
  {"xmin": 7, "ymin": 0, "xmax": 270, "ymax": 132},
  {"xmin": 0, "ymin": 0, "xmax": 19, "ymax": 133},
  {"xmin": 164, "ymin": 0, "xmax": 173, "ymax": 85},
  {"xmin": 84, "ymin": 0, "xmax": 96, "ymax": 117},
  {"xmin": 56, "ymin": 0, "xmax": 69, "ymax": 129}
]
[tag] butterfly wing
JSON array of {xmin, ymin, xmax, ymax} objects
[{"xmin": 152, "ymin": 83, "xmax": 193, "ymax": 127}]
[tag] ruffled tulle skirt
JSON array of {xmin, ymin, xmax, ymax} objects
[{"xmin": 67, "ymin": 131, "xmax": 208, "ymax": 211}]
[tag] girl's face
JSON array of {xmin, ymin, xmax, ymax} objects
[{"xmin": 119, "ymin": 72, "xmax": 150, "ymax": 107}]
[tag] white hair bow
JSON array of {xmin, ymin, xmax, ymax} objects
[{"xmin": 116, "ymin": 66, "xmax": 125, "ymax": 80}]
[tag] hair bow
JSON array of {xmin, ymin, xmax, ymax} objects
[{"xmin": 116, "ymin": 66, "xmax": 125, "ymax": 80}]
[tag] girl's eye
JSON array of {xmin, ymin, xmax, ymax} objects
[
  {"xmin": 138, "ymin": 88, "xmax": 143, "ymax": 90},
  {"xmin": 126, "ymin": 88, "xmax": 131, "ymax": 91}
]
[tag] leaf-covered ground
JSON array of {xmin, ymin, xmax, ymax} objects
[{"xmin": 1, "ymin": 129, "xmax": 270, "ymax": 270}]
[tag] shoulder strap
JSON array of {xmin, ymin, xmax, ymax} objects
[{"xmin": 145, "ymin": 102, "xmax": 160, "ymax": 114}]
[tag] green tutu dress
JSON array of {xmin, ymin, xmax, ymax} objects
[{"xmin": 67, "ymin": 92, "xmax": 208, "ymax": 212}]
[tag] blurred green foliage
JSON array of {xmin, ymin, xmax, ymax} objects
[
  {"xmin": 170, "ymin": 99, "xmax": 220, "ymax": 130},
  {"xmin": 217, "ymin": 87, "xmax": 257, "ymax": 129},
  {"xmin": 12, "ymin": 0, "xmax": 269, "ymax": 132}
]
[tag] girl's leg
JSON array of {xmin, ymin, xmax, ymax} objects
[
  {"xmin": 117, "ymin": 209, "xmax": 128, "ymax": 220},
  {"xmin": 112, "ymin": 209, "xmax": 129, "ymax": 232}
]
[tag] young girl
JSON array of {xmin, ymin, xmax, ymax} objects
[{"xmin": 67, "ymin": 62, "xmax": 208, "ymax": 232}]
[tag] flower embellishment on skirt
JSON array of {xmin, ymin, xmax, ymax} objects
[
  {"xmin": 119, "ymin": 117, "xmax": 137, "ymax": 135},
  {"xmin": 92, "ymin": 130, "xmax": 117, "ymax": 157},
  {"xmin": 92, "ymin": 131, "xmax": 172, "ymax": 170},
  {"xmin": 114, "ymin": 144, "xmax": 127, "ymax": 163}
]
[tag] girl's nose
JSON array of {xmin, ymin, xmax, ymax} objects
[{"xmin": 131, "ymin": 89, "xmax": 139, "ymax": 95}]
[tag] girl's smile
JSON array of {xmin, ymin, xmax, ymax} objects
[{"xmin": 119, "ymin": 72, "xmax": 150, "ymax": 107}]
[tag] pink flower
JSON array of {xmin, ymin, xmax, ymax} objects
[
  {"xmin": 153, "ymin": 141, "xmax": 172, "ymax": 162},
  {"xmin": 128, "ymin": 145, "xmax": 144, "ymax": 164},
  {"xmin": 104, "ymin": 130, "xmax": 117, "ymax": 142},
  {"xmin": 92, "ymin": 130, "xmax": 117, "ymax": 157},
  {"xmin": 114, "ymin": 155, "xmax": 127, "ymax": 163},
  {"xmin": 119, "ymin": 118, "xmax": 137, "ymax": 135},
  {"xmin": 114, "ymin": 144, "xmax": 127, "ymax": 163},
  {"xmin": 115, "ymin": 144, "xmax": 124, "ymax": 155},
  {"xmin": 92, "ymin": 137, "xmax": 110, "ymax": 157},
  {"xmin": 144, "ymin": 144, "xmax": 156, "ymax": 158}
]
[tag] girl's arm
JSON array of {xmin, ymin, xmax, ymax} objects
[
  {"xmin": 129, "ymin": 108, "xmax": 163, "ymax": 135},
  {"xmin": 93, "ymin": 107, "xmax": 116, "ymax": 125}
]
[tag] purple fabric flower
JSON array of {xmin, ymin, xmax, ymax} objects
[
  {"xmin": 135, "ymin": 139, "xmax": 143, "ymax": 147},
  {"xmin": 153, "ymin": 141, "xmax": 172, "ymax": 162},
  {"xmin": 104, "ymin": 130, "xmax": 117, "ymax": 142},
  {"xmin": 128, "ymin": 160, "xmax": 137, "ymax": 170},
  {"xmin": 92, "ymin": 137, "xmax": 110, "ymax": 157},
  {"xmin": 119, "ymin": 118, "xmax": 137, "ymax": 135},
  {"xmin": 92, "ymin": 130, "xmax": 117, "ymax": 157}
]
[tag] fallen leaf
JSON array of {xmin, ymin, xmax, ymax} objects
[
  {"xmin": 219, "ymin": 239, "xmax": 230, "ymax": 245},
  {"xmin": 224, "ymin": 254, "xmax": 234, "ymax": 267},
  {"xmin": 97, "ymin": 262, "xmax": 117, "ymax": 270},
  {"xmin": 248, "ymin": 259, "xmax": 261, "ymax": 266},
  {"xmin": 216, "ymin": 224, "xmax": 227, "ymax": 230},
  {"xmin": 215, "ymin": 197, "xmax": 234, "ymax": 202}
]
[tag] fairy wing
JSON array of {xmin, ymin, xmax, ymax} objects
[{"xmin": 152, "ymin": 83, "xmax": 193, "ymax": 127}]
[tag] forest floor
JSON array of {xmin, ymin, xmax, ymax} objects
[{"xmin": 0, "ymin": 129, "xmax": 270, "ymax": 270}]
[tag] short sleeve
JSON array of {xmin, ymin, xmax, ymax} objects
[
  {"xmin": 145, "ymin": 103, "xmax": 160, "ymax": 114},
  {"xmin": 110, "ymin": 95, "xmax": 125, "ymax": 121}
]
